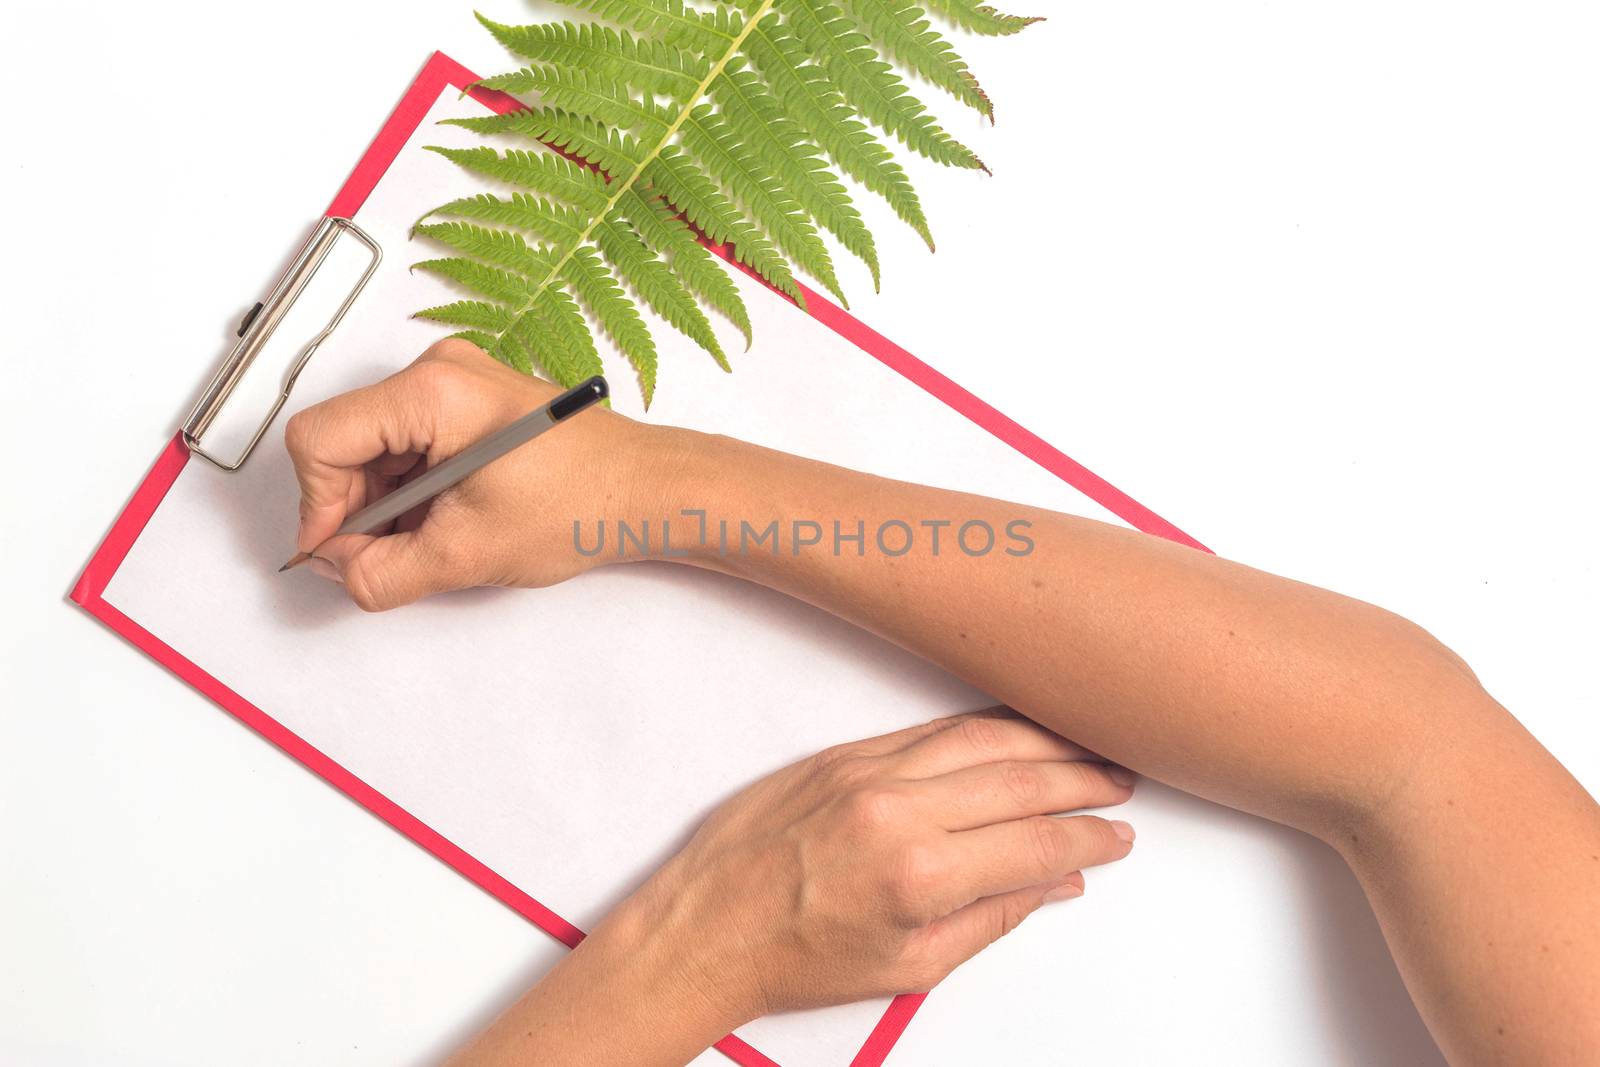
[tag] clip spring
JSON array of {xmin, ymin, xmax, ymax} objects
[{"xmin": 182, "ymin": 216, "xmax": 381, "ymax": 471}]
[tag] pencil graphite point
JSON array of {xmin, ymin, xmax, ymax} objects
[{"xmin": 279, "ymin": 552, "xmax": 312, "ymax": 573}]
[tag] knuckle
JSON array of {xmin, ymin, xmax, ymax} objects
[
  {"xmin": 843, "ymin": 786, "xmax": 906, "ymax": 833},
  {"xmin": 956, "ymin": 715, "xmax": 1007, "ymax": 759},
  {"xmin": 810, "ymin": 743, "xmax": 855, "ymax": 773},
  {"xmin": 407, "ymin": 355, "xmax": 471, "ymax": 401},
  {"xmin": 884, "ymin": 844, "xmax": 941, "ymax": 925},
  {"xmin": 424, "ymin": 528, "xmax": 471, "ymax": 580},
  {"xmin": 812, "ymin": 748, "xmax": 872, "ymax": 788},
  {"xmin": 892, "ymin": 951, "xmax": 947, "ymax": 994},
  {"xmin": 343, "ymin": 566, "xmax": 387, "ymax": 613},
  {"xmin": 1027, "ymin": 816, "xmax": 1071, "ymax": 873},
  {"xmin": 994, "ymin": 895, "xmax": 1035, "ymax": 941},
  {"xmin": 998, "ymin": 761, "xmax": 1045, "ymax": 806},
  {"xmin": 423, "ymin": 336, "xmax": 488, "ymax": 364},
  {"xmin": 1060, "ymin": 760, "xmax": 1101, "ymax": 798},
  {"xmin": 283, "ymin": 408, "xmax": 316, "ymax": 456},
  {"xmin": 1090, "ymin": 816, "xmax": 1129, "ymax": 853}
]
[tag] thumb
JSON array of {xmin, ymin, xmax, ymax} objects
[{"xmin": 314, "ymin": 527, "xmax": 466, "ymax": 612}]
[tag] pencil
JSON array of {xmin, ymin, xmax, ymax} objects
[{"xmin": 279, "ymin": 375, "xmax": 608, "ymax": 572}]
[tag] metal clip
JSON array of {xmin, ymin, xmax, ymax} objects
[{"xmin": 182, "ymin": 216, "xmax": 381, "ymax": 471}]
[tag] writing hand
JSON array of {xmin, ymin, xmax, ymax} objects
[{"xmin": 283, "ymin": 338, "xmax": 651, "ymax": 608}]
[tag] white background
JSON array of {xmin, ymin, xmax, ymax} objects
[{"xmin": 2, "ymin": 1, "xmax": 1597, "ymax": 1065}]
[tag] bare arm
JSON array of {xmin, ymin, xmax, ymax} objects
[
  {"xmin": 638, "ymin": 426, "xmax": 1600, "ymax": 1065},
  {"xmin": 289, "ymin": 342, "xmax": 1600, "ymax": 1065}
]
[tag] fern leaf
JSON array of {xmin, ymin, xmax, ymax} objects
[
  {"xmin": 414, "ymin": 300, "xmax": 517, "ymax": 332},
  {"xmin": 447, "ymin": 329, "xmax": 509, "ymax": 357},
  {"xmin": 713, "ymin": 59, "xmax": 879, "ymax": 289},
  {"xmin": 476, "ymin": 15, "xmax": 708, "ymax": 99},
  {"xmin": 919, "ymin": 0, "xmax": 1041, "ymax": 36},
  {"xmin": 524, "ymin": 287, "xmax": 607, "ymax": 386},
  {"xmin": 775, "ymin": 0, "xmax": 986, "ymax": 171},
  {"xmin": 840, "ymin": 0, "xmax": 991, "ymax": 119},
  {"xmin": 511, "ymin": 78, "xmax": 852, "ymax": 301},
  {"xmin": 680, "ymin": 103, "xmax": 848, "ymax": 306},
  {"xmin": 487, "ymin": 331, "xmax": 537, "ymax": 374},
  {"xmin": 741, "ymin": 15, "xmax": 932, "ymax": 249},
  {"xmin": 412, "ymin": 221, "xmax": 557, "ymax": 279},
  {"xmin": 474, "ymin": 66, "xmax": 671, "ymax": 138},
  {"xmin": 443, "ymin": 111, "xmax": 643, "ymax": 177},
  {"xmin": 422, "ymin": 145, "xmax": 611, "ymax": 213},
  {"xmin": 595, "ymin": 213, "xmax": 730, "ymax": 370},
  {"xmin": 563, "ymin": 244, "xmax": 660, "ymax": 403},
  {"xmin": 618, "ymin": 188, "xmax": 753, "ymax": 347},
  {"xmin": 412, "ymin": 258, "xmax": 534, "ymax": 306},
  {"xmin": 489, "ymin": 316, "xmax": 538, "ymax": 374},
  {"xmin": 413, "ymin": 0, "xmax": 1023, "ymax": 402},
  {"xmin": 554, "ymin": 0, "xmax": 739, "ymax": 55},
  {"xmin": 645, "ymin": 145, "xmax": 806, "ymax": 308},
  {"xmin": 426, "ymin": 193, "xmax": 587, "ymax": 246}
]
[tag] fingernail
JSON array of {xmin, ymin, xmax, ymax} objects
[
  {"xmin": 1043, "ymin": 881, "xmax": 1084, "ymax": 903},
  {"xmin": 309, "ymin": 557, "xmax": 344, "ymax": 584},
  {"xmin": 1110, "ymin": 820, "xmax": 1136, "ymax": 844},
  {"xmin": 1107, "ymin": 766, "xmax": 1137, "ymax": 788}
]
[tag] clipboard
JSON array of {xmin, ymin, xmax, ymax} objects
[{"xmin": 71, "ymin": 52, "xmax": 1206, "ymax": 1066}]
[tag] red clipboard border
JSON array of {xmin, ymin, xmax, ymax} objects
[{"xmin": 70, "ymin": 51, "xmax": 1210, "ymax": 1067}]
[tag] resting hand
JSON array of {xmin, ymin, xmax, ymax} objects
[
  {"xmin": 450, "ymin": 711, "xmax": 1136, "ymax": 1066},
  {"xmin": 644, "ymin": 710, "xmax": 1137, "ymax": 1012}
]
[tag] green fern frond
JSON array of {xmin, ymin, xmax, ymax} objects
[
  {"xmin": 477, "ymin": 67, "xmax": 672, "ymax": 138},
  {"xmin": 564, "ymin": 245, "xmax": 660, "ymax": 402},
  {"xmin": 528, "ymin": 287, "xmax": 607, "ymax": 383},
  {"xmin": 840, "ymin": 0, "xmax": 991, "ymax": 120},
  {"xmin": 427, "ymin": 193, "xmax": 588, "ymax": 246},
  {"xmin": 476, "ymin": 14, "xmax": 709, "ymax": 99},
  {"xmin": 740, "ymin": 14, "xmax": 932, "ymax": 249},
  {"xmin": 412, "ymin": 258, "xmax": 534, "ymax": 305},
  {"xmin": 594, "ymin": 214, "xmax": 730, "ymax": 369},
  {"xmin": 412, "ymin": 221, "xmax": 556, "ymax": 278},
  {"xmin": 421, "ymin": 146, "xmax": 610, "ymax": 213},
  {"xmin": 413, "ymin": 0, "xmax": 1030, "ymax": 401},
  {"xmin": 443, "ymin": 111, "xmax": 643, "ymax": 177},
  {"xmin": 448, "ymin": 329, "xmax": 508, "ymax": 356},
  {"xmin": 919, "ymin": 0, "xmax": 1041, "ymax": 37},
  {"xmin": 678, "ymin": 102, "xmax": 848, "ymax": 307},
  {"xmin": 556, "ymin": 0, "xmax": 739, "ymax": 55},
  {"xmin": 713, "ymin": 59, "xmax": 879, "ymax": 289},
  {"xmin": 619, "ymin": 188, "xmax": 753, "ymax": 347},
  {"xmin": 415, "ymin": 300, "xmax": 517, "ymax": 332},
  {"xmin": 774, "ymin": 0, "xmax": 986, "ymax": 171},
  {"xmin": 644, "ymin": 144, "xmax": 805, "ymax": 307}
]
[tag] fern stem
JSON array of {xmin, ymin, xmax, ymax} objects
[{"xmin": 516, "ymin": 0, "xmax": 778, "ymax": 326}]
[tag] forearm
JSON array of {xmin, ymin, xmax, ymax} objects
[
  {"xmin": 640, "ymin": 426, "xmax": 1467, "ymax": 832},
  {"xmin": 634, "ymin": 425, "xmax": 1600, "ymax": 1062},
  {"xmin": 446, "ymin": 893, "xmax": 745, "ymax": 1067}
]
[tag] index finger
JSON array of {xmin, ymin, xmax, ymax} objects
[
  {"xmin": 813, "ymin": 708, "xmax": 1015, "ymax": 766},
  {"xmin": 283, "ymin": 363, "xmax": 449, "ymax": 552},
  {"xmin": 892, "ymin": 715, "xmax": 1098, "ymax": 779}
]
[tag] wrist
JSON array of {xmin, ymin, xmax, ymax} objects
[
  {"xmin": 613, "ymin": 423, "xmax": 743, "ymax": 567},
  {"xmin": 447, "ymin": 887, "xmax": 752, "ymax": 1067},
  {"xmin": 584, "ymin": 874, "xmax": 763, "ymax": 1046}
]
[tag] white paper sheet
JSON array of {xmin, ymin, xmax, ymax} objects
[{"xmin": 102, "ymin": 86, "xmax": 1437, "ymax": 1066}]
